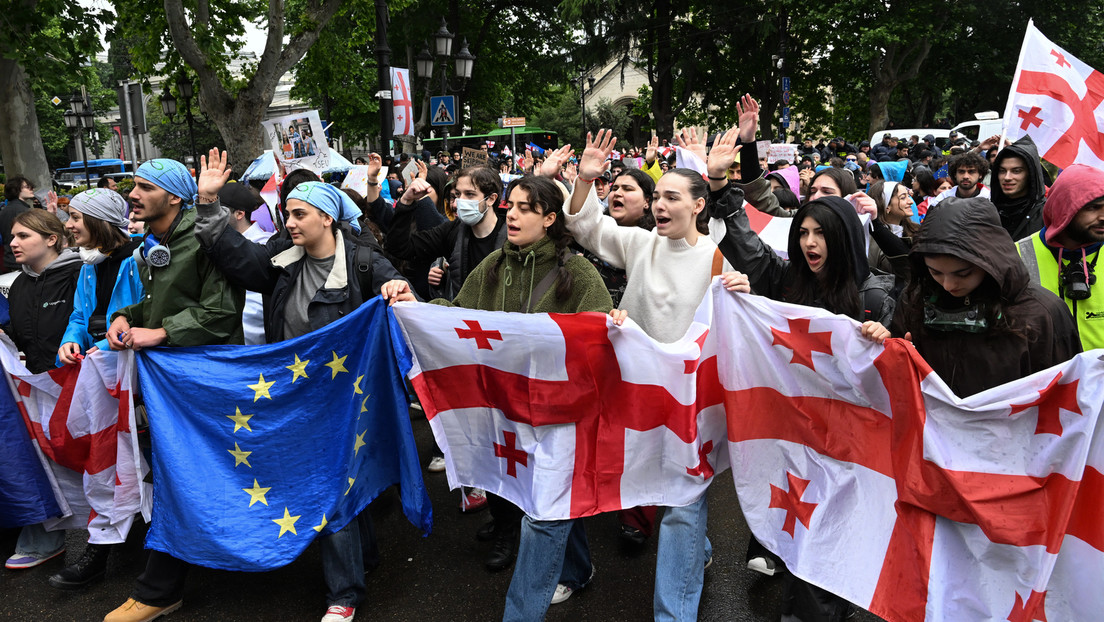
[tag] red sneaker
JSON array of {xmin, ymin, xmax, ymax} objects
[
  {"xmin": 321, "ymin": 605, "xmax": 355, "ymax": 622},
  {"xmin": 460, "ymin": 488, "xmax": 488, "ymax": 513}
]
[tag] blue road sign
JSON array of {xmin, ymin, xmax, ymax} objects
[
  {"xmin": 430, "ymin": 96, "xmax": 457, "ymax": 126},
  {"xmin": 782, "ymin": 77, "xmax": 791, "ymax": 91},
  {"xmin": 782, "ymin": 91, "xmax": 791, "ymax": 105},
  {"xmin": 782, "ymin": 107, "xmax": 791, "ymax": 128}
]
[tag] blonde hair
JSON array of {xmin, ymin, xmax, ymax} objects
[{"xmin": 13, "ymin": 210, "xmax": 67, "ymax": 253}]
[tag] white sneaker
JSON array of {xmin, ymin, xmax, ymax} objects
[
  {"xmin": 747, "ymin": 556, "xmax": 776, "ymax": 576},
  {"xmin": 427, "ymin": 457, "xmax": 446, "ymax": 472},
  {"xmin": 551, "ymin": 565, "xmax": 595, "ymax": 605},
  {"xmin": 321, "ymin": 605, "xmax": 355, "ymax": 621}
]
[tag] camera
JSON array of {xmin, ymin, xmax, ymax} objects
[{"xmin": 1061, "ymin": 260, "xmax": 1096, "ymax": 300}]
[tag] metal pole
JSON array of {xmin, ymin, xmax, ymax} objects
[
  {"xmin": 440, "ymin": 59, "xmax": 449, "ymax": 151},
  {"xmin": 511, "ymin": 126, "xmax": 516, "ymax": 163},
  {"xmin": 185, "ymin": 101, "xmax": 199, "ymax": 180},
  {"xmin": 374, "ymin": 0, "xmax": 393, "ymax": 156},
  {"xmin": 78, "ymin": 129, "xmax": 90, "ymax": 189},
  {"xmin": 580, "ymin": 75, "xmax": 586, "ymax": 138}
]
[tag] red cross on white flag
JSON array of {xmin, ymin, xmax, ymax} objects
[
  {"xmin": 390, "ymin": 67, "xmax": 414, "ymax": 136},
  {"xmin": 1003, "ymin": 20, "xmax": 1104, "ymax": 169}
]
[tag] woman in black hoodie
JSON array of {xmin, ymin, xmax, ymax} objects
[{"xmin": 894, "ymin": 196, "xmax": 1079, "ymax": 396}]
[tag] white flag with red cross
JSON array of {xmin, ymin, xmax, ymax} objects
[
  {"xmin": 1002, "ymin": 19, "xmax": 1104, "ymax": 169},
  {"xmin": 0, "ymin": 339, "xmax": 149, "ymax": 544},
  {"xmin": 391, "ymin": 302, "xmax": 728, "ymax": 520},
  {"xmin": 717, "ymin": 285, "xmax": 1104, "ymax": 622},
  {"xmin": 390, "ymin": 67, "xmax": 414, "ymax": 136},
  {"xmin": 395, "ymin": 279, "xmax": 1104, "ymax": 621}
]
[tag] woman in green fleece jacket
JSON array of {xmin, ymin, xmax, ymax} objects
[{"xmin": 382, "ymin": 175, "xmax": 612, "ymax": 621}]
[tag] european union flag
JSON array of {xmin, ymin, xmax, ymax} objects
[
  {"xmin": 137, "ymin": 297, "xmax": 431, "ymax": 571},
  {"xmin": 0, "ymin": 378, "xmax": 61, "ymax": 527}
]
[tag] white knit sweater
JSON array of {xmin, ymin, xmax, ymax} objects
[{"xmin": 563, "ymin": 181, "xmax": 717, "ymax": 343}]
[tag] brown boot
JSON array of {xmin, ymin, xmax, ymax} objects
[{"xmin": 103, "ymin": 598, "xmax": 182, "ymax": 622}]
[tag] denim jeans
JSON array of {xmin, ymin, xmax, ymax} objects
[
  {"xmin": 502, "ymin": 517, "xmax": 591, "ymax": 622},
  {"xmin": 654, "ymin": 493, "xmax": 711, "ymax": 622},
  {"xmin": 14, "ymin": 522, "xmax": 65, "ymax": 556},
  {"xmin": 321, "ymin": 516, "xmax": 367, "ymax": 607}
]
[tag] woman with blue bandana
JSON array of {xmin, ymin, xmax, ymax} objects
[
  {"xmin": 193, "ymin": 148, "xmax": 410, "ymax": 622},
  {"xmin": 45, "ymin": 188, "xmax": 145, "ymax": 591}
]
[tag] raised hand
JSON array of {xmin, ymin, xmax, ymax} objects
[
  {"xmin": 539, "ymin": 144, "xmax": 573, "ymax": 178},
  {"xmin": 706, "ymin": 128, "xmax": 741, "ymax": 182},
  {"xmin": 366, "ymin": 153, "xmax": 383, "ymax": 180},
  {"xmin": 676, "ymin": 127, "xmax": 708, "ymax": 165},
  {"xmin": 736, "ymin": 94, "xmax": 760, "ymax": 143},
  {"xmin": 579, "ymin": 129, "xmax": 616, "ymax": 181},
  {"xmin": 400, "ymin": 178, "xmax": 433, "ymax": 205},
  {"xmin": 198, "ymin": 148, "xmax": 232, "ymax": 201},
  {"xmin": 563, "ymin": 161, "xmax": 578, "ymax": 184},
  {"xmin": 415, "ymin": 159, "xmax": 428, "ymax": 180},
  {"xmin": 645, "ymin": 132, "xmax": 659, "ymax": 165}
]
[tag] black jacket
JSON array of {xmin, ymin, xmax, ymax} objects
[
  {"xmin": 194, "ymin": 201, "xmax": 410, "ymax": 343},
  {"xmin": 385, "ymin": 203, "xmax": 507, "ymax": 300},
  {"xmin": 6, "ymin": 250, "xmax": 82, "ymax": 372},
  {"xmin": 710, "ymin": 187, "xmax": 895, "ymax": 325},
  {"xmin": 990, "ymin": 135, "xmax": 1047, "ymax": 241},
  {"xmin": 894, "ymin": 196, "xmax": 1080, "ymax": 396}
]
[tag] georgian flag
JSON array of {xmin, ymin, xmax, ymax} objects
[
  {"xmin": 390, "ymin": 68, "xmax": 414, "ymax": 136},
  {"xmin": 391, "ymin": 303, "xmax": 727, "ymax": 520},
  {"xmin": 396, "ymin": 281, "xmax": 1104, "ymax": 621},
  {"xmin": 1003, "ymin": 19, "xmax": 1104, "ymax": 169},
  {"xmin": 0, "ymin": 339, "xmax": 149, "ymax": 544}
]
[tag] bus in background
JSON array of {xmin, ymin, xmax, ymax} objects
[{"xmin": 53, "ymin": 159, "xmax": 132, "ymax": 190}]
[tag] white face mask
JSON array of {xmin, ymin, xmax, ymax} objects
[
  {"xmin": 79, "ymin": 247, "xmax": 108, "ymax": 265},
  {"xmin": 456, "ymin": 198, "xmax": 486, "ymax": 226}
]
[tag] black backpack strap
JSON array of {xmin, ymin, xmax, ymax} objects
[{"xmin": 354, "ymin": 239, "xmax": 376, "ymax": 302}]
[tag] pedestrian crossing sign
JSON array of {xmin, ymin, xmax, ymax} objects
[{"xmin": 430, "ymin": 96, "xmax": 457, "ymax": 126}]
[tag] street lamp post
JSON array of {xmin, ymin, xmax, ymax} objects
[
  {"xmin": 159, "ymin": 77, "xmax": 201, "ymax": 179},
  {"xmin": 415, "ymin": 18, "xmax": 475, "ymax": 152},
  {"xmin": 67, "ymin": 92, "xmax": 93, "ymax": 188}
]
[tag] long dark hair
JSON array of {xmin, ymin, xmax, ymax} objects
[
  {"xmin": 487, "ymin": 176, "xmax": 575, "ymax": 301},
  {"xmin": 663, "ymin": 168, "xmax": 711, "ymax": 235},
  {"xmin": 79, "ymin": 212, "xmax": 129, "ymax": 252},
  {"xmin": 612, "ymin": 168, "xmax": 656, "ymax": 230},
  {"xmin": 784, "ymin": 202, "xmax": 861, "ymax": 318}
]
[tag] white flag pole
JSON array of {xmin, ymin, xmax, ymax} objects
[{"xmin": 1000, "ymin": 19, "xmax": 1035, "ymax": 148}]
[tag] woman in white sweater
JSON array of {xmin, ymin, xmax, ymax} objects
[{"xmin": 564, "ymin": 129, "xmax": 746, "ymax": 621}]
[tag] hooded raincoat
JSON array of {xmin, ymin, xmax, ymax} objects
[
  {"xmin": 897, "ymin": 196, "xmax": 1079, "ymax": 397},
  {"xmin": 990, "ymin": 135, "xmax": 1047, "ymax": 241}
]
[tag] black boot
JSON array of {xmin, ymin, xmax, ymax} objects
[
  {"xmin": 48, "ymin": 543, "xmax": 110, "ymax": 590},
  {"xmin": 475, "ymin": 519, "xmax": 497, "ymax": 542},
  {"xmin": 484, "ymin": 526, "xmax": 517, "ymax": 572}
]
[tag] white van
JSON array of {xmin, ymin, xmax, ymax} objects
[{"xmin": 952, "ymin": 111, "xmax": 1005, "ymax": 143}]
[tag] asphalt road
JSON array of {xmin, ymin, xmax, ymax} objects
[{"xmin": 1, "ymin": 412, "xmax": 887, "ymax": 622}]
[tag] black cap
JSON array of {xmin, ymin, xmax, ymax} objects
[{"xmin": 219, "ymin": 183, "xmax": 263, "ymax": 213}]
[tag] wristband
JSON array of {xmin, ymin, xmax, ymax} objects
[
  {"xmin": 707, "ymin": 175, "xmax": 728, "ymax": 181},
  {"xmin": 198, "ymin": 195, "xmax": 218, "ymax": 204},
  {"xmin": 577, "ymin": 175, "xmax": 598, "ymax": 184}
]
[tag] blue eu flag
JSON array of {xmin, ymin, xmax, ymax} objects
[
  {"xmin": 0, "ymin": 378, "xmax": 62, "ymax": 528},
  {"xmin": 138, "ymin": 297, "xmax": 431, "ymax": 571}
]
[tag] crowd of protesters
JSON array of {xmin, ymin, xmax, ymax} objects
[{"xmin": 1, "ymin": 91, "xmax": 1101, "ymax": 622}]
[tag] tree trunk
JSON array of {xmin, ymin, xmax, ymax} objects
[
  {"xmin": 0, "ymin": 59, "xmax": 52, "ymax": 189},
  {"xmin": 868, "ymin": 82, "xmax": 893, "ymax": 136},
  {"xmin": 204, "ymin": 90, "xmax": 268, "ymax": 175}
]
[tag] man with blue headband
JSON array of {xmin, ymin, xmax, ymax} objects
[
  {"xmin": 103, "ymin": 158, "xmax": 245, "ymax": 622},
  {"xmin": 191, "ymin": 148, "xmax": 410, "ymax": 622}
]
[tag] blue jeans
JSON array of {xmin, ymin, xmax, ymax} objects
[
  {"xmin": 320, "ymin": 515, "xmax": 369, "ymax": 607},
  {"xmin": 15, "ymin": 522, "xmax": 65, "ymax": 556},
  {"xmin": 654, "ymin": 493, "xmax": 711, "ymax": 622},
  {"xmin": 502, "ymin": 517, "xmax": 591, "ymax": 622}
]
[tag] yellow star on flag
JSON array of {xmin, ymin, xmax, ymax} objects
[
  {"xmin": 248, "ymin": 373, "xmax": 275, "ymax": 402},
  {"xmin": 286, "ymin": 354, "xmax": 310, "ymax": 383},
  {"xmin": 273, "ymin": 507, "xmax": 301, "ymax": 538},
  {"xmin": 227, "ymin": 407, "xmax": 254, "ymax": 433},
  {"xmin": 354, "ymin": 430, "xmax": 367, "ymax": 456},
  {"xmin": 312, "ymin": 514, "xmax": 329, "ymax": 533},
  {"xmin": 361, "ymin": 395, "xmax": 370, "ymax": 413},
  {"xmin": 243, "ymin": 479, "xmax": 271, "ymax": 507},
  {"xmin": 325, "ymin": 351, "xmax": 348, "ymax": 379},
  {"xmin": 354, "ymin": 375, "xmax": 364, "ymax": 395},
  {"xmin": 228, "ymin": 442, "xmax": 252, "ymax": 467},
  {"xmin": 345, "ymin": 477, "xmax": 356, "ymax": 496}
]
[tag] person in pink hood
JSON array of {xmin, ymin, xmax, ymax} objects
[{"xmin": 1015, "ymin": 164, "xmax": 1104, "ymax": 349}]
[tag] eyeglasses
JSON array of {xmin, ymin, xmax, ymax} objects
[{"xmin": 846, "ymin": 158, "xmax": 857, "ymax": 162}]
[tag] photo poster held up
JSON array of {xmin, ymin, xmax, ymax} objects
[{"xmin": 262, "ymin": 110, "xmax": 330, "ymax": 174}]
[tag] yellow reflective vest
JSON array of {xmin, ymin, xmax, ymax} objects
[{"xmin": 1016, "ymin": 233, "xmax": 1104, "ymax": 350}]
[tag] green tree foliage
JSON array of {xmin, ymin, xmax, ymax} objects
[{"xmin": 147, "ymin": 101, "xmax": 228, "ymax": 166}]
